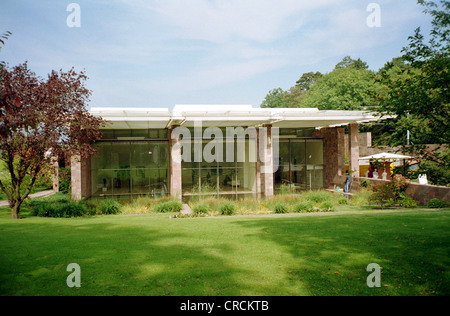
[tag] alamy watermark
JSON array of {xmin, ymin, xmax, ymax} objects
[
  {"xmin": 367, "ymin": 263, "xmax": 382, "ymax": 288},
  {"xmin": 67, "ymin": 3, "xmax": 81, "ymax": 28},
  {"xmin": 367, "ymin": 3, "xmax": 381, "ymax": 28},
  {"xmin": 171, "ymin": 122, "xmax": 280, "ymax": 173},
  {"xmin": 66, "ymin": 263, "xmax": 81, "ymax": 288}
]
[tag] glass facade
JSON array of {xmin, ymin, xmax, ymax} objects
[
  {"xmin": 275, "ymin": 134, "xmax": 324, "ymax": 192},
  {"xmin": 91, "ymin": 132, "xmax": 169, "ymax": 198},
  {"xmin": 181, "ymin": 135, "xmax": 257, "ymax": 200},
  {"xmin": 89, "ymin": 127, "xmax": 323, "ymax": 200}
]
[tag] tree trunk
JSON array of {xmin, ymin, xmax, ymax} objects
[{"xmin": 11, "ymin": 202, "xmax": 20, "ymax": 219}]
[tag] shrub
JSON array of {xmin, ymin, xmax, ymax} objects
[
  {"xmin": 99, "ymin": 200, "xmax": 122, "ymax": 215},
  {"xmin": 428, "ymin": 198, "xmax": 450, "ymax": 208},
  {"xmin": 305, "ymin": 191, "xmax": 332, "ymax": 204},
  {"xmin": 272, "ymin": 202, "xmax": 289, "ymax": 214},
  {"xmin": 369, "ymin": 175, "xmax": 409, "ymax": 207},
  {"xmin": 30, "ymin": 194, "xmax": 88, "ymax": 218},
  {"xmin": 360, "ymin": 179, "xmax": 372, "ymax": 188},
  {"xmin": 320, "ymin": 201, "xmax": 335, "ymax": 212},
  {"xmin": 338, "ymin": 197, "xmax": 349, "ymax": 205},
  {"xmin": 294, "ymin": 201, "xmax": 315, "ymax": 213},
  {"xmin": 59, "ymin": 167, "xmax": 71, "ymax": 194},
  {"xmin": 153, "ymin": 200, "xmax": 183, "ymax": 213},
  {"xmin": 400, "ymin": 197, "xmax": 418, "ymax": 208},
  {"xmin": 192, "ymin": 203, "xmax": 210, "ymax": 215},
  {"xmin": 219, "ymin": 202, "xmax": 236, "ymax": 216}
]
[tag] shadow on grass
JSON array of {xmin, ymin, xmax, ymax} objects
[
  {"xmin": 0, "ymin": 218, "xmax": 248, "ymax": 296},
  {"xmin": 232, "ymin": 211, "xmax": 450, "ymax": 296}
]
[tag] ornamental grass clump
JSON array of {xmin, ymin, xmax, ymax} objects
[
  {"xmin": 153, "ymin": 200, "xmax": 183, "ymax": 213},
  {"xmin": 272, "ymin": 202, "xmax": 289, "ymax": 214},
  {"xmin": 294, "ymin": 201, "xmax": 315, "ymax": 213},
  {"xmin": 219, "ymin": 202, "xmax": 236, "ymax": 216},
  {"xmin": 99, "ymin": 200, "xmax": 122, "ymax": 215},
  {"xmin": 192, "ymin": 203, "xmax": 210, "ymax": 216}
]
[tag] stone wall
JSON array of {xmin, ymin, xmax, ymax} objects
[
  {"xmin": 315, "ymin": 127, "xmax": 346, "ymax": 188},
  {"xmin": 356, "ymin": 177, "xmax": 450, "ymax": 205}
]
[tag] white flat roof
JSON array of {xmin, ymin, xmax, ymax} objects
[{"xmin": 90, "ymin": 105, "xmax": 383, "ymax": 130}]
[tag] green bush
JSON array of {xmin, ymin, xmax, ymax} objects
[
  {"xmin": 305, "ymin": 191, "xmax": 332, "ymax": 204},
  {"xmin": 153, "ymin": 200, "xmax": 183, "ymax": 213},
  {"xmin": 428, "ymin": 198, "xmax": 449, "ymax": 208},
  {"xmin": 219, "ymin": 202, "xmax": 236, "ymax": 216},
  {"xmin": 99, "ymin": 200, "xmax": 122, "ymax": 215},
  {"xmin": 58, "ymin": 168, "xmax": 71, "ymax": 194},
  {"xmin": 193, "ymin": 203, "xmax": 210, "ymax": 215},
  {"xmin": 400, "ymin": 197, "xmax": 418, "ymax": 208},
  {"xmin": 369, "ymin": 175, "xmax": 409, "ymax": 207},
  {"xmin": 338, "ymin": 197, "xmax": 349, "ymax": 205},
  {"xmin": 360, "ymin": 179, "xmax": 372, "ymax": 188},
  {"xmin": 294, "ymin": 201, "xmax": 314, "ymax": 213},
  {"xmin": 272, "ymin": 202, "xmax": 289, "ymax": 214},
  {"xmin": 30, "ymin": 194, "xmax": 88, "ymax": 218},
  {"xmin": 320, "ymin": 201, "xmax": 335, "ymax": 212}
]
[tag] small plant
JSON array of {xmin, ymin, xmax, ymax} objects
[
  {"xmin": 153, "ymin": 200, "xmax": 183, "ymax": 213},
  {"xmin": 294, "ymin": 201, "xmax": 314, "ymax": 213},
  {"xmin": 219, "ymin": 202, "xmax": 236, "ymax": 216},
  {"xmin": 320, "ymin": 201, "xmax": 335, "ymax": 212},
  {"xmin": 360, "ymin": 178, "xmax": 372, "ymax": 188},
  {"xmin": 338, "ymin": 197, "xmax": 349, "ymax": 205},
  {"xmin": 29, "ymin": 194, "xmax": 88, "ymax": 218},
  {"xmin": 400, "ymin": 197, "xmax": 418, "ymax": 208},
  {"xmin": 99, "ymin": 200, "xmax": 122, "ymax": 215},
  {"xmin": 428, "ymin": 198, "xmax": 449, "ymax": 208},
  {"xmin": 193, "ymin": 203, "xmax": 210, "ymax": 215},
  {"xmin": 272, "ymin": 202, "xmax": 289, "ymax": 214},
  {"xmin": 305, "ymin": 191, "xmax": 332, "ymax": 204}
]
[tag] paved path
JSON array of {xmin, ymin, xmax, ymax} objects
[{"xmin": 0, "ymin": 190, "xmax": 56, "ymax": 207}]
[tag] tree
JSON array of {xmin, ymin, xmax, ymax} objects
[
  {"xmin": 0, "ymin": 63, "xmax": 104, "ymax": 219},
  {"xmin": 0, "ymin": 31, "xmax": 12, "ymax": 70},
  {"xmin": 295, "ymin": 72, "xmax": 323, "ymax": 92},
  {"xmin": 260, "ymin": 88, "xmax": 289, "ymax": 108},
  {"xmin": 299, "ymin": 57, "xmax": 380, "ymax": 110},
  {"xmin": 375, "ymin": 0, "xmax": 449, "ymax": 185},
  {"xmin": 334, "ymin": 56, "xmax": 369, "ymax": 70}
]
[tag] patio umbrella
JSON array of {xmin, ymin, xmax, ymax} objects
[{"xmin": 359, "ymin": 153, "xmax": 414, "ymax": 161}]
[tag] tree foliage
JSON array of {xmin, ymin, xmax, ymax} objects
[
  {"xmin": 0, "ymin": 63, "xmax": 105, "ymax": 218},
  {"xmin": 300, "ymin": 57, "xmax": 380, "ymax": 110},
  {"xmin": 375, "ymin": 0, "xmax": 449, "ymax": 185}
]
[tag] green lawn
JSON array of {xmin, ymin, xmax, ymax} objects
[{"xmin": 0, "ymin": 205, "xmax": 449, "ymax": 296}]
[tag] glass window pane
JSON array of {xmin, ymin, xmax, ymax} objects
[
  {"xmin": 132, "ymin": 169, "xmax": 149, "ymax": 195},
  {"xmin": 149, "ymin": 169, "xmax": 168, "ymax": 197},
  {"xmin": 92, "ymin": 143, "xmax": 111, "ymax": 170},
  {"xmin": 111, "ymin": 142, "xmax": 130, "ymax": 169},
  {"xmin": 218, "ymin": 168, "xmax": 236, "ymax": 194},
  {"xmin": 306, "ymin": 140, "xmax": 324, "ymax": 165},
  {"xmin": 113, "ymin": 170, "xmax": 131, "ymax": 195},
  {"xmin": 237, "ymin": 167, "xmax": 257, "ymax": 193},
  {"xmin": 115, "ymin": 130, "xmax": 132, "ymax": 139},
  {"xmin": 291, "ymin": 140, "xmax": 306, "ymax": 166},
  {"xmin": 131, "ymin": 142, "xmax": 149, "ymax": 169},
  {"xmin": 92, "ymin": 169, "xmax": 113, "ymax": 197},
  {"xmin": 200, "ymin": 168, "xmax": 218, "ymax": 194},
  {"xmin": 182, "ymin": 169, "xmax": 199, "ymax": 195}
]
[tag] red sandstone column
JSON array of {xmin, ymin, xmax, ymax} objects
[
  {"xmin": 51, "ymin": 157, "xmax": 59, "ymax": 192},
  {"xmin": 71, "ymin": 155, "xmax": 91, "ymax": 201},
  {"xmin": 323, "ymin": 128, "xmax": 346, "ymax": 188},
  {"xmin": 71, "ymin": 155, "xmax": 82, "ymax": 201},
  {"xmin": 260, "ymin": 125, "xmax": 274, "ymax": 198},
  {"xmin": 169, "ymin": 126, "xmax": 182, "ymax": 200},
  {"xmin": 348, "ymin": 123, "xmax": 360, "ymax": 178}
]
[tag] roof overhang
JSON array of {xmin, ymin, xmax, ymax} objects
[{"xmin": 90, "ymin": 105, "xmax": 385, "ymax": 130}]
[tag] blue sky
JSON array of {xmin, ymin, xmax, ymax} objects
[{"xmin": 0, "ymin": 0, "xmax": 433, "ymax": 110}]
